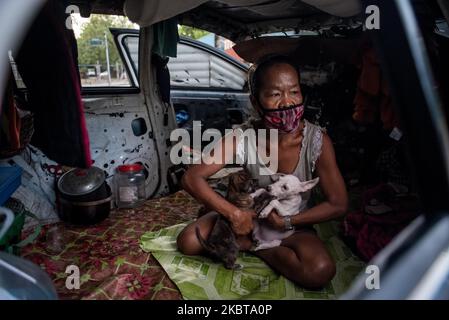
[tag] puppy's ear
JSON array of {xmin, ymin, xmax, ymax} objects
[
  {"xmin": 227, "ymin": 174, "xmax": 239, "ymax": 191},
  {"xmin": 298, "ymin": 177, "xmax": 320, "ymax": 192},
  {"xmin": 249, "ymin": 178, "xmax": 259, "ymax": 192},
  {"xmin": 229, "ymin": 174, "xmax": 238, "ymax": 188}
]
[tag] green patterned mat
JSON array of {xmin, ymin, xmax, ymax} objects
[{"xmin": 140, "ymin": 221, "xmax": 365, "ymax": 300}]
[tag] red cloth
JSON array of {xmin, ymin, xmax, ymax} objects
[
  {"xmin": 1, "ymin": 73, "xmax": 21, "ymax": 152},
  {"xmin": 15, "ymin": 0, "xmax": 91, "ymax": 168},
  {"xmin": 343, "ymin": 184, "xmax": 420, "ymax": 261}
]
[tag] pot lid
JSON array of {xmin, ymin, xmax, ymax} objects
[{"xmin": 58, "ymin": 167, "xmax": 105, "ymax": 196}]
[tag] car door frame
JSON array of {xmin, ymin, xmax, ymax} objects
[
  {"xmin": 342, "ymin": 0, "xmax": 449, "ymax": 299},
  {"xmin": 110, "ymin": 28, "xmax": 250, "ymax": 134},
  {"xmin": 79, "ymin": 27, "xmax": 165, "ymax": 199}
]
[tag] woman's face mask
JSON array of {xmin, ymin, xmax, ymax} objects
[{"xmin": 260, "ymin": 103, "xmax": 304, "ymax": 134}]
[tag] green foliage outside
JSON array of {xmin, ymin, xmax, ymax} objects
[
  {"xmin": 77, "ymin": 15, "xmax": 136, "ymax": 68},
  {"xmin": 178, "ymin": 25, "xmax": 209, "ymax": 40},
  {"xmin": 77, "ymin": 16, "xmax": 209, "ymax": 68}
]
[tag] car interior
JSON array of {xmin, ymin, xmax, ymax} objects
[{"xmin": 1, "ymin": 0, "xmax": 449, "ymax": 300}]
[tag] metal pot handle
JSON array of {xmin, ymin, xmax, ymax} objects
[{"xmin": 0, "ymin": 207, "xmax": 14, "ymax": 240}]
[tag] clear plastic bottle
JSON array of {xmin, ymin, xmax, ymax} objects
[{"xmin": 113, "ymin": 164, "xmax": 146, "ymax": 208}]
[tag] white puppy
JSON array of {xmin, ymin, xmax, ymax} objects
[{"xmin": 250, "ymin": 174, "xmax": 319, "ymax": 251}]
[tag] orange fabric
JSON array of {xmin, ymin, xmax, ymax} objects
[
  {"xmin": 358, "ymin": 48, "xmax": 381, "ymax": 96},
  {"xmin": 353, "ymin": 46, "xmax": 400, "ymax": 131},
  {"xmin": 380, "ymin": 94, "xmax": 400, "ymax": 131},
  {"xmin": 353, "ymin": 90, "xmax": 378, "ymax": 125}
]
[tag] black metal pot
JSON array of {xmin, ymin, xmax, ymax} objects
[{"xmin": 56, "ymin": 167, "xmax": 111, "ymax": 226}]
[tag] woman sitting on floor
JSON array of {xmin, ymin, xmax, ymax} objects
[{"xmin": 177, "ymin": 54, "xmax": 348, "ymax": 289}]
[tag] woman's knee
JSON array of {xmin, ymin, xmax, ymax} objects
[
  {"xmin": 176, "ymin": 227, "xmax": 201, "ymax": 256},
  {"xmin": 303, "ymin": 257, "xmax": 336, "ymax": 289},
  {"xmin": 177, "ymin": 212, "xmax": 218, "ymax": 255}
]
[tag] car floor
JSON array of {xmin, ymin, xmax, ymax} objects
[
  {"xmin": 20, "ymin": 190, "xmax": 200, "ymax": 300},
  {"xmin": 18, "ymin": 170, "xmax": 366, "ymax": 300}
]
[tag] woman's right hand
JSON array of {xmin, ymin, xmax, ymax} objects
[{"xmin": 229, "ymin": 209, "xmax": 257, "ymax": 235}]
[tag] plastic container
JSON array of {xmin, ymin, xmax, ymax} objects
[
  {"xmin": 0, "ymin": 166, "xmax": 22, "ymax": 206},
  {"xmin": 0, "ymin": 207, "xmax": 57, "ymax": 300},
  {"xmin": 113, "ymin": 164, "xmax": 146, "ymax": 208},
  {"xmin": 0, "ymin": 251, "xmax": 58, "ymax": 300}
]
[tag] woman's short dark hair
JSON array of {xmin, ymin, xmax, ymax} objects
[{"xmin": 248, "ymin": 54, "xmax": 300, "ymax": 98}]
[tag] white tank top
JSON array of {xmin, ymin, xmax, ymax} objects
[{"xmin": 233, "ymin": 119, "xmax": 325, "ymax": 212}]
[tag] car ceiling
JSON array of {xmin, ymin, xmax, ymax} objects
[
  {"xmin": 179, "ymin": 0, "xmax": 362, "ymax": 41},
  {"xmin": 70, "ymin": 0, "xmax": 362, "ymax": 41}
]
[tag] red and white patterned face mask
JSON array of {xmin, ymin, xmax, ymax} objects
[{"xmin": 261, "ymin": 103, "xmax": 304, "ymax": 134}]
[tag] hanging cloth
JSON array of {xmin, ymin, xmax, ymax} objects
[
  {"xmin": 15, "ymin": 0, "xmax": 91, "ymax": 168},
  {"xmin": 152, "ymin": 17, "xmax": 179, "ymax": 58}
]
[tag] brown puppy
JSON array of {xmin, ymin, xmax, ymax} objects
[{"xmin": 195, "ymin": 170, "xmax": 258, "ymax": 269}]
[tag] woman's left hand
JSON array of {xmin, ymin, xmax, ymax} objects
[{"xmin": 266, "ymin": 210, "xmax": 285, "ymax": 230}]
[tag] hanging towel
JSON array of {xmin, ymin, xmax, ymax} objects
[
  {"xmin": 0, "ymin": 72, "xmax": 21, "ymax": 152},
  {"xmin": 152, "ymin": 17, "xmax": 179, "ymax": 58}
]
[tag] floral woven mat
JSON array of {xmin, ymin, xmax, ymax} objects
[{"xmin": 20, "ymin": 190, "xmax": 201, "ymax": 300}]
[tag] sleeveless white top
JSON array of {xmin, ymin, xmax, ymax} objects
[{"xmin": 233, "ymin": 119, "xmax": 325, "ymax": 212}]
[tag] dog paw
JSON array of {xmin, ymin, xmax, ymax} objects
[
  {"xmin": 253, "ymin": 240, "xmax": 282, "ymax": 251},
  {"xmin": 258, "ymin": 206, "xmax": 272, "ymax": 218},
  {"xmin": 250, "ymin": 188, "xmax": 265, "ymax": 198},
  {"xmin": 232, "ymin": 263, "xmax": 244, "ymax": 270}
]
